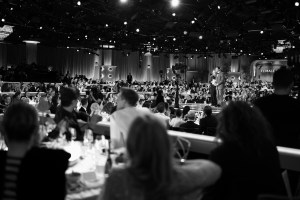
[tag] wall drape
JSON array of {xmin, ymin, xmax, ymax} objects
[{"xmin": 37, "ymin": 46, "xmax": 96, "ymax": 78}]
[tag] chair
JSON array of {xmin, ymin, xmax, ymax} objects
[{"xmin": 282, "ymin": 170, "xmax": 293, "ymax": 200}]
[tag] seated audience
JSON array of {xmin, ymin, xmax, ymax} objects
[
  {"xmin": 170, "ymin": 109, "xmax": 185, "ymax": 128},
  {"xmin": 199, "ymin": 106, "xmax": 218, "ymax": 136},
  {"xmin": 79, "ymin": 97, "xmax": 88, "ymax": 114},
  {"xmin": 203, "ymin": 101, "xmax": 285, "ymax": 200},
  {"xmin": 99, "ymin": 114, "xmax": 221, "ymax": 200},
  {"xmin": 49, "ymin": 94, "xmax": 60, "ymax": 114},
  {"xmin": 0, "ymin": 102, "xmax": 70, "ymax": 200}
]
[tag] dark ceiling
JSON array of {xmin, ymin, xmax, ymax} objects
[{"xmin": 1, "ymin": 0, "xmax": 300, "ymax": 56}]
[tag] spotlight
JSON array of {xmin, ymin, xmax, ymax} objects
[
  {"xmin": 136, "ymin": 28, "xmax": 140, "ymax": 32},
  {"xmin": 153, "ymin": 38, "xmax": 156, "ymax": 41},
  {"xmin": 77, "ymin": 49, "xmax": 79, "ymax": 52},
  {"xmin": 68, "ymin": 36, "xmax": 70, "ymax": 39},
  {"xmin": 67, "ymin": 46, "xmax": 69, "ymax": 49},
  {"xmin": 85, "ymin": 35, "xmax": 87, "ymax": 38},
  {"xmin": 105, "ymin": 24, "xmax": 108, "ymax": 27},
  {"xmin": 173, "ymin": 38, "xmax": 176, "ymax": 41},
  {"xmin": 217, "ymin": 5, "xmax": 221, "ymax": 9},
  {"xmin": 261, "ymin": 53, "xmax": 263, "ymax": 55},
  {"xmin": 124, "ymin": 21, "xmax": 127, "ymax": 25},
  {"xmin": 171, "ymin": 0, "xmax": 180, "ymax": 7},
  {"xmin": 39, "ymin": 26, "xmax": 43, "ymax": 30},
  {"xmin": 1, "ymin": 18, "xmax": 5, "ymax": 22},
  {"xmin": 296, "ymin": 1, "xmax": 299, "ymax": 6},
  {"xmin": 10, "ymin": 8, "xmax": 13, "ymax": 11},
  {"xmin": 199, "ymin": 35, "xmax": 203, "ymax": 39},
  {"xmin": 191, "ymin": 20, "xmax": 195, "ymax": 24},
  {"xmin": 260, "ymin": 30, "xmax": 264, "ymax": 34},
  {"xmin": 204, "ymin": 56, "xmax": 207, "ymax": 59},
  {"xmin": 98, "ymin": 38, "xmax": 101, "ymax": 40},
  {"xmin": 120, "ymin": 0, "xmax": 127, "ymax": 3},
  {"xmin": 77, "ymin": 1, "xmax": 81, "ymax": 6},
  {"xmin": 172, "ymin": 13, "xmax": 176, "ymax": 16},
  {"xmin": 183, "ymin": 30, "xmax": 188, "ymax": 35}
]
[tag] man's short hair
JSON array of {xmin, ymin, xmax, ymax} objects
[
  {"xmin": 175, "ymin": 108, "xmax": 182, "ymax": 117},
  {"xmin": 156, "ymin": 102, "xmax": 165, "ymax": 113},
  {"xmin": 273, "ymin": 67, "xmax": 293, "ymax": 89},
  {"xmin": 3, "ymin": 102, "xmax": 38, "ymax": 142},
  {"xmin": 203, "ymin": 106, "xmax": 212, "ymax": 116},
  {"xmin": 81, "ymin": 98, "xmax": 88, "ymax": 106},
  {"xmin": 120, "ymin": 87, "xmax": 139, "ymax": 106},
  {"xmin": 60, "ymin": 87, "xmax": 80, "ymax": 107}
]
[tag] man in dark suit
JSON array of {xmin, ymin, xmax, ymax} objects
[
  {"xmin": 199, "ymin": 106, "xmax": 218, "ymax": 136},
  {"xmin": 127, "ymin": 73, "xmax": 133, "ymax": 86},
  {"xmin": 215, "ymin": 67, "xmax": 225, "ymax": 106},
  {"xmin": 179, "ymin": 110, "xmax": 199, "ymax": 133},
  {"xmin": 79, "ymin": 98, "xmax": 88, "ymax": 114}
]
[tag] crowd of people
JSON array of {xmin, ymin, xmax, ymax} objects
[{"xmin": 0, "ymin": 66, "xmax": 299, "ymax": 200}]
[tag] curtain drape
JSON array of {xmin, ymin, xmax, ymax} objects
[{"xmin": 37, "ymin": 46, "xmax": 96, "ymax": 78}]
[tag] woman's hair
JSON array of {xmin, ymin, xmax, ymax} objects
[
  {"xmin": 127, "ymin": 114, "xmax": 172, "ymax": 200},
  {"xmin": 2, "ymin": 102, "xmax": 39, "ymax": 142},
  {"xmin": 102, "ymin": 102, "xmax": 114, "ymax": 114},
  {"xmin": 216, "ymin": 101, "xmax": 273, "ymax": 155},
  {"xmin": 182, "ymin": 106, "xmax": 190, "ymax": 118}
]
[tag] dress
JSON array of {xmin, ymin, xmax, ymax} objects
[
  {"xmin": 0, "ymin": 147, "xmax": 70, "ymax": 200},
  {"xmin": 99, "ymin": 160, "xmax": 220, "ymax": 200},
  {"xmin": 202, "ymin": 141, "xmax": 285, "ymax": 200}
]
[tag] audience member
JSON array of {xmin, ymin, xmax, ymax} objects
[
  {"xmin": 0, "ymin": 102, "xmax": 70, "ymax": 200},
  {"xmin": 99, "ymin": 114, "xmax": 221, "ymax": 200},
  {"xmin": 179, "ymin": 110, "xmax": 200, "ymax": 133},
  {"xmin": 203, "ymin": 101, "xmax": 285, "ymax": 200},
  {"xmin": 199, "ymin": 106, "xmax": 218, "ymax": 136},
  {"xmin": 79, "ymin": 97, "xmax": 88, "ymax": 114},
  {"xmin": 154, "ymin": 102, "xmax": 170, "ymax": 127},
  {"xmin": 254, "ymin": 67, "xmax": 300, "ymax": 148},
  {"xmin": 170, "ymin": 109, "xmax": 185, "ymax": 127},
  {"xmin": 110, "ymin": 88, "xmax": 150, "ymax": 151}
]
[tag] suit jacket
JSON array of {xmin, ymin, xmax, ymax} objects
[
  {"xmin": 199, "ymin": 115, "xmax": 218, "ymax": 136},
  {"xmin": 216, "ymin": 72, "xmax": 225, "ymax": 89},
  {"xmin": 0, "ymin": 148, "xmax": 70, "ymax": 200},
  {"xmin": 79, "ymin": 106, "xmax": 87, "ymax": 114},
  {"xmin": 179, "ymin": 121, "xmax": 200, "ymax": 133}
]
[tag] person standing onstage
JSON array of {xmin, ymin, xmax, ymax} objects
[
  {"xmin": 126, "ymin": 73, "xmax": 133, "ymax": 86},
  {"xmin": 209, "ymin": 71, "xmax": 218, "ymax": 107},
  {"xmin": 202, "ymin": 101, "xmax": 285, "ymax": 200},
  {"xmin": 99, "ymin": 114, "xmax": 221, "ymax": 200},
  {"xmin": 254, "ymin": 67, "xmax": 300, "ymax": 149},
  {"xmin": 0, "ymin": 102, "xmax": 70, "ymax": 200},
  {"xmin": 110, "ymin": 88, "xmax": 150, "ymax": 151},
  {"xmin": 215, "ymin": 67, "xmax": 225, "ymax": 106}
]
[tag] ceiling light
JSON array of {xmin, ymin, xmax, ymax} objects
[
  {"xmin": 105, "ymin": 24, "xmax": 108, "ymax": 27},
  {"xmin": 85, "ymin": 35, "xmax": 87, "ymax": 37},
  {"xmin": 89, "ymin": 52, "xmax": 91, "ymax": 54},
  {"xmin": 68, "ymin": 36, "xmax": 70, "ymax": 39},
  {"xmin": 199, "ymin": 35, "xmax": 203, "ymax": 39},
  {"xmin": 183, "ymin": 30, "xmax": 188, "ymax": 35},
  {"xmin": 191, "ymin": 20, "xmax": 195, "ymax": 24},
  {"xmin": 39, "ymin": 26, "xmax": 43, "ymax": 30},
  {"xmin": 171, "ymin": 0, "xmax": 180, "ymax": 7},
  {"xmin": 261, "ymin": 52, "xmax": 264, "ymax": 55},
  {"xmin": 67, "ymin": 46, "xmax": 69, "ymax": 49},
  {"xmin": 153, "ymin": 38, "xmax": 156, "ymax": 40},
  {"xmin": 77, "ymin": 38, "xmax": 79, "ymax": 40},
  {"xmin": 204, "ymin": 56, "xmax": 207, "ymax": 59},
  {"xmin": 260, "ymin": 30, "xmax": 264, "ymax": 34},
  {"xmin": 120, "ymin": 0, "xmax": 127, "ymax": 3},
  {"xmin": 77, "ymin": 49, "xmax": 79, "ymax": 52},
  {"xmin": 1, "ymin": 18, "xmax": 5, "ymax": 22},
  {"xmin": 124, "ymin": 21, "xmax": 127, "ymax": 25},
  {"xmin": 172, "ymin": 13, "xmax": 176, "ymax": 16},
  {"xmin": 136, "ymin": 28, "xmax": 140, "ymax": 32},
  {"xmin": 77, "ymin": 1, "xmax": 81, "ymax": 6},
  {"xmin": 10, "ymin": 8, "xmax": 13, "ymax": 11},
  {"xmin": 295, "ymin": 1, "xmax": 299, "ymax": 6},
  {"xmin": 173, "ymin": 38, "xmax": 176, "ymax": 41},
  {"xmin": 23, "ymin": 40, "xmax": 40, "ymax": 44},
  {"xmin": 217, "ymin": 5, "xmax": 221, "ymax": 9}
]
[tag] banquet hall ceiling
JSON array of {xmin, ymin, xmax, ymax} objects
[{"xmin": 1, "ymin": 0, "xmax": 300, "ymax": 55}]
